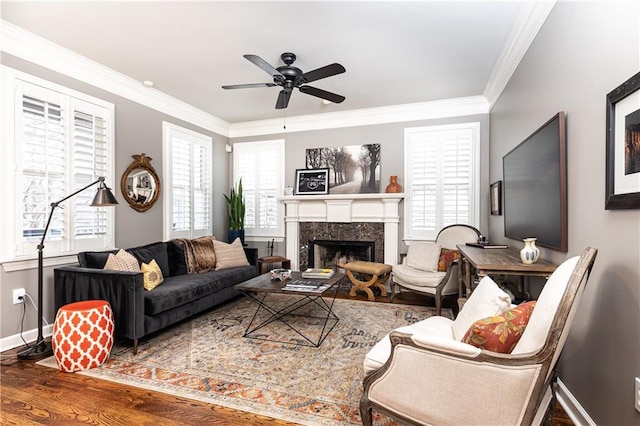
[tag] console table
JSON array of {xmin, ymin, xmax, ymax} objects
[{"xmin": 457, "ymin": 244, "xmax": 558, "ymax": 298}]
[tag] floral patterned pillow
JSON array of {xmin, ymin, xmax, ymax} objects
[
  {"xmin": 438, "ymin": 248, "xmax": 459, "ymax": 272},
  {"xmin": 462, "ymin": 301, "xmax": 537, "ymax": 353}
]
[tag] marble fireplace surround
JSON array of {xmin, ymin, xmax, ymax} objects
[{"xmin": 283, "ymin": 193, "xmax": 403, "ymax": 271}]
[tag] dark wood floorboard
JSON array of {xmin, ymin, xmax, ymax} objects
[{"xmin": 1, "ymin": 292, "xmax": 573, "ymax": 425}]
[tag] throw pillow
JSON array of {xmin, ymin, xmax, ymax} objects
[
  {"xmin": 141, "ymin": 259, "xmax": 164, "ymax": 291},
  {"xmin": 103, "ymin": 249, "xmax": 140, "ymax": 272},
  {"xmin": 406, "ymin": 242, "xmax": 441, "ymax": 272},
  {"xmin": 212, "ymin": 238, "xmax": 249, "ymax": 271},
  {"xmin": 452, "ymin": 276, "xmax": 512, "ymax": 340},
  {"xmin": 462, "ymin": 301, "xmax": 537, "ymax": 353},
  {"xmin": 191, "ymin": 236, "xmax": 217, "ymax": 273},
  {"xmin": 438, "ymin": 248, "xmax": 459, "ymax": 272}
]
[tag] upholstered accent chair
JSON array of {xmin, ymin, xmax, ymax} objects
[
  {"xmin": 361, "ymin": 247, "xmax": 597, "ymax": 426},
  {"xmin": 391, "ymin": 224, "xmax": 480, "ymax": 315}
]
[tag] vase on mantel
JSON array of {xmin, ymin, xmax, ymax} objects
[
  {"xmin": 385, "ymin": 175, "xmax": 402, "ymax": 193},
  {"xmin": 520, "ymin": 238, "xmax": 540, "ymax": 264}
]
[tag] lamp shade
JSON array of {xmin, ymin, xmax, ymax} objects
[{"xmin": 91, "ymin": 183, "xmax": 119, "ymax": 206}]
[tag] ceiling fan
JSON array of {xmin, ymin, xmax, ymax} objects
[{"xmin": 222, "ymin": 52, "xmax": 346, "ymax": 109}]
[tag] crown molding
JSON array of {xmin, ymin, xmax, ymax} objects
[
  {"xmin": 228, "ymin": 96, "xmax": 489, "ymax": 138},
  {"xmin": 483, "ymin": 1, "xmax": 556, "ymax": 109},
  {"xmin": 0, "ymin": 20, "xmax": 231, "ymax": 137}
]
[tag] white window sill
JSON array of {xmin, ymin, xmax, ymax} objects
[{"xmin": 2, "ymin": 254, "xmax": 79, "ymax": 272}]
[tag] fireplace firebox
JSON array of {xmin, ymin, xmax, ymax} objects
[{"xmin": 308, "ymin": 239, "xmax": 375, "ymax": 269}]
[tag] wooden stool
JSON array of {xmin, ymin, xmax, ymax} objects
[
  {"xmin": 258, "ymin": 255, "xmax": 291, "ymax": 274},
  {"xmin": 338, "ymin": 261, "xmax": 391, "ymax": 301},
  {"xmin": 52, "ymin": 300, "xmax": 114, "ymax": 373}
]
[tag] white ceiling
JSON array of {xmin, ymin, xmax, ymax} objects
[{"xmin": 2, "ymin": 1, "xmax": 531, "ymax": 124}]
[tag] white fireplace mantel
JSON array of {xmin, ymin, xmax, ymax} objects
[{"xmin": 282, "ymin": 193, "xmax": 404, "ymax": 270}]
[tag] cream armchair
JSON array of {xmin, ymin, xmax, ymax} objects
[
  {"xmin": 361, "ymin": 247, "xmax": 597, "ymax": 426},
  {"xmin": 392, "ymin": 224, "xmax": 480, "ymax": 315}
]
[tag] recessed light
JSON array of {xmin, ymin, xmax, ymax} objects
[{"xmin": 143, "ymin": 80, "xmax": 154, "ymax": 88}]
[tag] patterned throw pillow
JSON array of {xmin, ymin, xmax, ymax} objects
[
  {"xmin": 103, "ymin": 249, "xmax": 140, "ymax": 272},
  {"xmin": 212, "ymin": 238, "xmax": 249, "ymax": 271},
  {"xmin": 438, "ymin": 248, "xmax": 459, "ymax": 272},
  {"xmin": 141, "ymin": 259, "xmax": 164, "ymax": 291},
  {"xmin": 462, "ymin": 301, "xmax": 537, "ymax": 353}
]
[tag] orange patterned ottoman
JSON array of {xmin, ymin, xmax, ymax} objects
[{"xmin": 52, "ymin": 300, "xmax": 114, "ymax": 373}]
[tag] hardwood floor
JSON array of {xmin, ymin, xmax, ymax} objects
[{"xmin": 1, "ymin": 292, "xmax": 573, "ymax": 425}]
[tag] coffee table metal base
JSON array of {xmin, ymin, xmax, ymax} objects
[{"xmin": 240, "ymin": 286, "xmax": 340, "ymax": 347}]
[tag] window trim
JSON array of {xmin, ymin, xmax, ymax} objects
[
  {"xmin": 1, "ymin": 66, "xmax": 116, "ymax": 267},
  {"xmin": 403, "ymin": 122, "xmax": 480, "ymax": 242}
]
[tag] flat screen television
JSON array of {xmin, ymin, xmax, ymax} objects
[{"xmin": 503, "ymin": 112, "xmax": 567, "ymax": 252}]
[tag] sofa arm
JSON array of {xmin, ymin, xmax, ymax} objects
[
  {"xmin": 243, "ymin": 247, "xmax": 259, "ymax": 273},
  {"xmin": 54, "ymin": 265, "xmax": 145, "ymax": 341}
]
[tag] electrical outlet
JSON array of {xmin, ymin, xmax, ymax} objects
[
  {"xmin": 12, "ymin": 288, "xmax": 26, "ymax": 304},
  {"xmin": 635, "ymin": 377, "xmax": 640, "ymax": 413}
]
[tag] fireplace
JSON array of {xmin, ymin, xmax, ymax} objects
[{"xmin": 308, "ymin": 239, "xmax": 375, "ymax": 268}]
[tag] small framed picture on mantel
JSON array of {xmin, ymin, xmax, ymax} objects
[{"xmin": 295, "ymin": 168, "xmax": 329, "ymax": 195}]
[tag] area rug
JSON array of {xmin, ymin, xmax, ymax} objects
[{"xmin": 40, "ymin": 295, "xmax": 452, "ymax": 425}]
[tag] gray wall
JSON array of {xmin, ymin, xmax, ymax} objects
[
  {"xmin": 0, "ymin": 54, "xmax": 229, "ymax": 339},
  {"xmin": 489, "ymin": 2, "xmax": 640, "ymax": 424},
  {"xmin": 233, "ymin": 113, "xmax": 491, "ymax": 258}
]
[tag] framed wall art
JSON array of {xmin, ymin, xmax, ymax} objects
[
  {"xmin": 305, "ymin": 144, "xmax": 380, "ymax": 194},
  {"xmin": 606, "ymin": 71, "xmax": 640, "ymax": 209},
  {"xmin": 295, "ymin": 168, "xmax": 329, "ymax": 195},
  {"xmin": 490, "ymin": 180, "xmax": 502, "ymax": 215}
]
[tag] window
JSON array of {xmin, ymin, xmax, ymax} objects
[
  {"xmin": 232, "ymin": 140, "xmax": 285, "ymax": 240},
  {"xmin": 162, "ymin": 122, "xmax": 212, "ymax": 240},
  {"xmin": 1, "ymin": 69, "xmax": 115, "ymax": 262},
  {"xmin": 404, "ymin": 122, "xmax": 479, "ymax": 241}
]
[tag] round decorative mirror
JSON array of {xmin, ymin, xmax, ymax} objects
[{"xmin": 120, "ymin": 153, "xmax": 160, "ymax": 212}]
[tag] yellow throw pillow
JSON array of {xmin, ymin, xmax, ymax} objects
[
  {"xmin": 103, "ymin": 249, "xmax": 140, "ymax": 272},
  {"xmin": 141, "ymin": 259, "xmax": 164, "ymax": 291}
]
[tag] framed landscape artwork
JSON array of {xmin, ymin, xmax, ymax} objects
[
  {"xmin": 606, "ymin": 70, "xmax": 640, "ymax": 209},
  {"xmin": 295, "ymin": 168, "xmax": 329, "ymax": 195},
  {"xmin": 305, "ymin": 144, "xmax": 380, "ymax": 194}
]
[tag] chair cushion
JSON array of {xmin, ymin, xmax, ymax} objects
[
  {"xmin": 363, "ymin": 315, "xmax": 455, "ymax": 375},
  {"xmin": 406, "ymin": 242, "xmax": 441, "ymax": 272},
  {"xmin": 452, "ymin": 276, "xmax": 512, "ymax": 340},
  {"xmin": 438, "ymin": 248, "xmax": 459, "ymax": 272},
  {"xmin": 212, "ymin": 238, "xmax": 250, "ymax": 271},
  {"xmin": 462, "ymin": 301, "xmax": 536, "ymax": 353},
  {"xmin": 392, "ymin": 264, "xmax": 446, "ymax": 288}
]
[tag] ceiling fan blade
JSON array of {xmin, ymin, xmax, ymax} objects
[
  {"xmin": 300, "ymin": 63, "xmax": 346, "ymax": 84},
  {"xmin": 244, "ymin": 54, "xmax": 284, "ymax": 79},
  {"xmin": 276, "ymin": 90, "xmax": 292, "ymax": 109},
  {"xmin": 222, "ymin": 83, "xmax": 276, "ymax": 89},
  {"xmin": 299, "ymin": 86, "xmax": 345, "ymax": 104}
]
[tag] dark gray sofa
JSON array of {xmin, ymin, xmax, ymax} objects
[{"xmin": 54, "ymin": 241, "xmax": 258, "ymax": 353}]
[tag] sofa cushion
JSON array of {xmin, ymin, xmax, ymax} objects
[
  {"xmin": 78, "ymin": 249, "xmax": 118, "ymax": 268},
  {"xmin": 462, "ymin": 301, "xmax": 536, "ymax": 353},
  {"xmin": 452, "ymin": 276, "xmax": 512, "ymax": 341},
  {"xmin": 127, "ymin": 242, "xmax": 170, "ymax": 278},
  {"xmin": 212, "ymin": 238, "xmax": 249, "ymax": 271},
  {"xmin": 392, "ymin": 264, "xmax": 446, "ymax": 288},
  {"xmin": 143, "ymin": 265, "xmax": 256, "ymax": 315},
  {"xmin": 167, "ymin": 241, "xmax": 188, "ymax": 276},
  {"xmin": 103, "ymin": 249, "xmax": 140, "ymax": 272},
  {"xmin": 141, "ymin": 259, "xmax": 164, "ymax": 291}
]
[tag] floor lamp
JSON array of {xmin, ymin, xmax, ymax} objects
[{"xmin": 18, "ymin": 176, "xmax": 118, "ymax": 360}]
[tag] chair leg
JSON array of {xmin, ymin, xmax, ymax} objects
[
  {"xmin": 435, "ymin": 296, "xmax": 442, "ymax": 316},
  {"xmin": 359, "ymin": 397, "xmax": 374, "ymax": 426}
]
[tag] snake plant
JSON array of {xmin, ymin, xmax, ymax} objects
[{"xmin": 224, "ymin": 178, "xmax": 245, "ymax": 230}]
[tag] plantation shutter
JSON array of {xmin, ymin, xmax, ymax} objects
[
  {"xmin": 15, "ymin": 79, "xmax": 114, "ymax": 257},
  {"xmin": 165, "ymin": 124, "xmax": 212, "ymax": 239},
  {"xmin": 233, "ymin": 140, "xmax": 284, "ymax": 239},
  {"xmin": 405, "ymin": 123, "xmax": 478, "ymax": 241}
]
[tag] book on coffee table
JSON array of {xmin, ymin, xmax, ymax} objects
[
  {"xmin": 301, "ymin": 268, "xmax": 335, "ymax": 279},
  {"xmin": 282, "ymin": 279, "xmax": 331, "ymax": 293}
]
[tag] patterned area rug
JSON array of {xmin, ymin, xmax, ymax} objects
[{"xmin": 40, "ymin": 295, "xmax": 452, "ymax": 425}]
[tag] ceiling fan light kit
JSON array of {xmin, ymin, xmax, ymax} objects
[{"xmin": 222, "ymin": 52, "xmax": 345, "ymax": 110}]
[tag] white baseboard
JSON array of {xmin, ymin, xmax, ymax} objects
[
  {"xmin": 556, "ymin": 378, "xmax": 596, "ymax": 426},
  {"xmin": 0, "ymin": 324, "xmax": 53, "ymax": 353}
]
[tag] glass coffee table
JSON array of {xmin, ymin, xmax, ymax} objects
[{"xmin": 234, "ymin": 270, "xmax": 344, "ymax": 347}]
